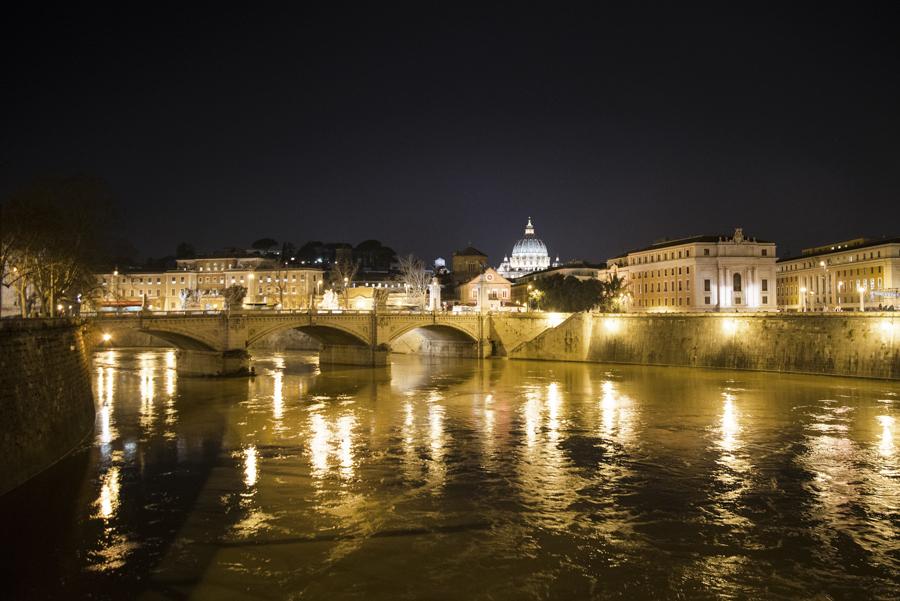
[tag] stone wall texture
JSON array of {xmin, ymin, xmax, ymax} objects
[
  {"xmin": 0, "ymin": 319, "xmax": 95, "ymax": 495},
  {"xmin": 511, "ymin": 312, "xmax": 899, "ymax": 380}
]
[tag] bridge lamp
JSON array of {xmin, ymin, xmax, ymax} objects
[
  {"xmin": 603, "ymin": 317, "xmax": 621, "ymax": 334},
  {"xmin": 721, "ymin": 317, "xmax": 738, "ymax": 335},
  {"xmin": 102, "ymin": 333, "xmax": 112, "ymax": 342}
]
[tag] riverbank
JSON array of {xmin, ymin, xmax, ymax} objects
[
  {"xmin": 0, "ymin": 319, "xmax": 95, "ymax": 495},
  {"xmin": 511, "ymin": 312, "xmax": 899, "ymax": 380}
]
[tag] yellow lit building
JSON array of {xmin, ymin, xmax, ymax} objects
[
  {"xmin": 611, "ymin": 228, "xmax": 777, "ymax": 312},
  {"xmin": 776, "ymin": 237, "xmax": 900, "ymax": 311},
  {"xmin": 94, "ymin": 256, "xmax": 325, "ymax": 311}
]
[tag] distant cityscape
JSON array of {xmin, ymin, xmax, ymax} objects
[{"xmin": 2, "ymin": 217, "xmax": 898, "ymax": 317}]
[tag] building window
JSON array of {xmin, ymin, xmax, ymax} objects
[
  {"xmin": 704, "ymin": 248, "xmax": 710, "ymax": 256},
  {"xmin": 762, "ymin": 249, "xmax": 768, "ymax": 256},
  {"xmin": 762, "ymin": 295, "xmax": 768, "ymax": 304},
  {"xmin": 761, "ymin": 279, "xmax": 768, "ymax": 292},
  {"xmin": 686, "ymin": 250, "xmax": 690, "ymax": 258},
  {"xmin": 733, "ymin": 273, "xmax": 742, "ymax": 292},
  {"xmin": 704, "ymin": 279, "xmax": 711, "ymax": 292}
]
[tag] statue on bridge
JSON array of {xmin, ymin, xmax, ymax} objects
[
  {"xmin": 319, "ymin": 289, "xmax": 339, "ymax": 310},
  {"xmin": 427, "ymin": 277, "xmax": 442, "ymax": 312}
]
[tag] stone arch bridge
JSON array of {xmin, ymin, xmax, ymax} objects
[{"xmin": 86, "ymin": 310, "xmax": 564, "ymax": 375}]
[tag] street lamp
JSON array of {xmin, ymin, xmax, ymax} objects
[
  {"xmin": 819, "ymin": 260, "xmax": 830, "ymax": 311},
  {"xmin": 858, "ymin": 285, "xmax": 866, "ymax": 312},
  {"xmin": 343, "ymin": 277, "xmax": 349, "ymax": 309},
  {"xmin": 799, "ymin": 286, "xmax": 807, "ymax": 312}
]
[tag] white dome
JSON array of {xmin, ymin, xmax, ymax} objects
[
  {"xmin": 497, "ymin": 217, "xmax": 551, "ymax": 279},
  {"xmin": 512, "ymin": 237, "xmax": 548, "ymax": 256}
]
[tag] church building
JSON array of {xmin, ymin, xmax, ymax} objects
[{"xmin": 497, "ymin": 217, "xmax": 559, "ymax": 280}]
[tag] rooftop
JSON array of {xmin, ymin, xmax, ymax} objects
[{"xmin": 778, "ymin": 236, "xmax": 900, "ymax": 263}]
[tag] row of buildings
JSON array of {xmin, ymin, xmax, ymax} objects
[
  {"xmin": 446, "ymin": 220, "xmax": 898, "ymax": 313},
  {"xmin": 81, "ymin": 218, "xmax": 898, "ymax": 314}
]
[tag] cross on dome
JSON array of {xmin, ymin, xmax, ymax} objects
[{"xmin": 525, "ymin": 217, "xmax": 535, "ymax": 236}]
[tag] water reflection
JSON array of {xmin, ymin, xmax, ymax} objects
[
  {"xmin": 877, "ymin": 415, "xmax": 894, "ymax": 458},
  {"xmin": 95, "ymin": 466, "xmax": 120, "ymax": 520},
  {"xmin": 17, "ymin": 349, "xmax": 895, "ymax": 599}
]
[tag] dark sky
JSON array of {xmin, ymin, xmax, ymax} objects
[{"xmin": 4, "ymin": 3, "xmax": 898, "ymax": 264}]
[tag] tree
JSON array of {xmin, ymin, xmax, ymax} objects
[
  {"xmin": 1, "ymin": 174, "xmax": 117, "ymax": 317},
  {"xmin": 354, "ymin": 239, "xmax": 397, "ymax": 271},
  {"xmin": 175, "ymin": 242, "xmax": 196, "ymax": 259},
  {"xmin": 251, "ymin": 238, "xmax": 279, "ymax": 253},
  {"xmin": 223, "ymin": 284, "xmax": 247, "ymax": 310},
  {"xmin": 599, "ymin": 273, "xmax": 630, "ymax": 312},
  {"xmin": 533, "ymin": 274, "xmax": 606, "ymax": 312},
  {"xmin": 397, "ymin": 254, "xmax": 429, "ymax": 309},
  {"xmin": 330, "ymin": 257, "xmax": 359, "ymax": 290}
]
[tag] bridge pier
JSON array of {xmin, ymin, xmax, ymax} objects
[
  {"xmin": 319, "ymin": 344, "xmax": 389, "ymax": 367},
  {"xmin": 176, "ymin": 349, "xmax": 251, "ymax": 377}
]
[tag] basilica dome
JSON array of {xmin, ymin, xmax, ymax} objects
[
  {"xmin": 512, "ymin": 236, "xmax": 548, "ymax": 257},
  {"xmin": 497, "ymin": 217, "xmax": 555, "ymax": 279}
]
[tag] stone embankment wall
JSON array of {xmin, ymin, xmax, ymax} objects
[
  {"xmin": 0, "ymin": 319, "xmax": 95, "ymax": 495},
  {"xmin": 511, "ymin": 313, "xmax": 899, "ymax": 379}
]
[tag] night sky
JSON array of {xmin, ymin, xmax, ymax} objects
[{"xmin": 4, "ymin": 4, "xmax": 898, "ymax": 265}]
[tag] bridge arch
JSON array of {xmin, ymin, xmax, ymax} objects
[
  {"xmin": 386, "ymin": 322, "xmax": 479, "ymax": 344},
  {"xmin": 246, "ymin": 321, "xmax": 371, "ymax": 348},
  {"xmin": 88, "ymin": 323, "xmax": 218, "ymax": 351}
]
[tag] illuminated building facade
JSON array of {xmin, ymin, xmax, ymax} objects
[
  {"xmin": 612, "ymin": 228, "xmax": 777, "ymax": 312},
  {"xmin": 776, "ymin": 237, "xmax": 900, "ymax": 311},
  {"xmin": 94, "ymin": 256, "xmax": 324, "ymax": 311}
]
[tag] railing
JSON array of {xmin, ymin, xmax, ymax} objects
[{"xmin": 81, "ymin": 309, "xmax": 484, "ymax": 319}]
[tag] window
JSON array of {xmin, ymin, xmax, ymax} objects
[
  {"xmin": 704, "ymin": 248, "xmax": 710, "ymax": 256},
  {"xmin": 762, "ymin": 295, "xmax": 768, "ymax": 304},
  {"xmin": 686, "ymin": 266, "xmax": 690, "ymax": 274},
  {"xmin": 761, "ymin": 279, "xmax": 768, "ymax": 292},
  {"xmin": 686, "ymin": 250, "xmax": 690, "ymax": 258},
  {"xmin": 762, "ymin": 249, "xmax": 768, "ymax": 256},
  {"xmin": 733, "ymin": 273, "xmax": 742, "ymax": 292},
  {"xmin": 704, "ymin": 279, "xmax": 711, "ymax": 292}
]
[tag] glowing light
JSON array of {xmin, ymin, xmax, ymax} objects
[
  {"xmin": 877, "ymin": 415, "xmax": 894, "ymax": 457},
  {"xmin": 337, "ymin": 415, "xmax": 356, "ymax": 478},
  {"xmin": 546, "ymin": 313, "xmax": 566, "ymax": 328},
  {"xmin": 879, "ymin": 319, "xmax": 896, "ymax": 337},
  {"xmin": 244, "ymin": 445, "xmax": 258, "ymax": 487},
  {"xmin": 96, "ymin": 467, "xmax": 120, "ymax": 519},
  {"xmin": 272, "ymin": 370, "xmax": 283, "ymax": 421},
  {"xmin": 603, "ymin": 317, "xmax": 621, "ymax": 333},
  {"xmin": 721, "ymin": 318, "xmax": 738, "ymax": 335},
  {"xmin": 720, "ymin": 393, "xmax": 739, "ymax": 453},
  {"xmin": 102, "ymin": 333, "xmax": 112, "ymax": 342},
  {"xmin": 309, "ymin": 413, "xmax": 330, "ymax": 474}
]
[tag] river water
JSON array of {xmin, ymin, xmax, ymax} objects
[{"xmin": 3, "ymin": 349, "xmax": 899, "ymax": 599}]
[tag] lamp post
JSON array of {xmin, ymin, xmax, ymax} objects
[
  {"xmin": 858, "ymin": 285, "xmax": 866, "ymax": 312},
  {"xmin": 799, "ymin": 286, "xmax": 807, "ymax": 312},
  {"xmin": 343, "ymin": 277, "xmax": 349, "ymax": 309},
  {"xmin": 527, "ymin": 284, "xmax": 533, "ymax": 312}
]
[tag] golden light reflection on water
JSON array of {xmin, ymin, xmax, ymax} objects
[
  {"xmin": 712, "ymin": 390, "xmax": 752, "ymax": 521},
  {"xmin": 719, "ymin": 392, "xmax": 740, "ymax": 455},
  {"xmin": 244, "ymin": 445, "xmax": 258, "ymax": 488},
  {"xmin": 599, "ymin": 380, "xmax": 634, "ymax": 440},
  {"xmin": 96, "ymin": 466, "xmax": 120, "ymax": 520},
  {"xmin": 97, "ymin": 367, "xmax": 118, "ymax": 448},
  {"xmin": 877, "ymin": 415, "xmax": 894, "ymax": 457},
  {"xmin": 79, "ymin": 350, "xmax": 900, "ymax": 597},
  {"xmin": 138, "ymin": 354, "xmax": 156, "ymax": 432}
]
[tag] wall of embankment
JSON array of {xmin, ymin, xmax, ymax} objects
[
  {"xmin": 0, "ymin": 319, "xmax": 95, "ymax": 495},
  {"xmin": 510, "ymin": 312, "xmax": 899, "ymax": 379}
]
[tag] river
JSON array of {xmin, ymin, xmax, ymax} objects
[{"xmin": 2, "ymin": 349, "xmax": 898, "ymax": 599}]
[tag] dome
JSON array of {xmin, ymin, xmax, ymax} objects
[
  {"xmin": 497, "ymin": 217, "xmax": 552, "ymax": 279},
  {"xmin": 512, "ymin": 237, "xmax": 548, "ymax": 256}
]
